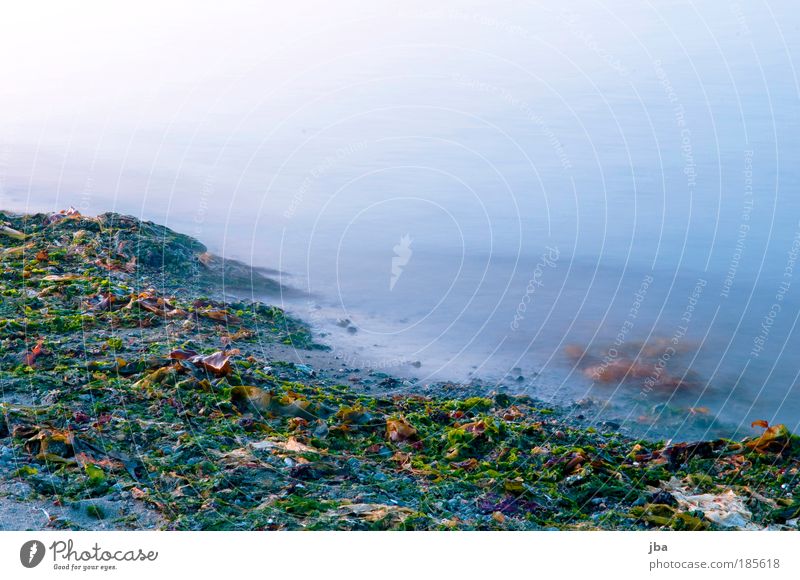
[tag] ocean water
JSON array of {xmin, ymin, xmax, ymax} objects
[{"xmin": 2, "ymin": 0, "xmax": 800, "ymax": 439}]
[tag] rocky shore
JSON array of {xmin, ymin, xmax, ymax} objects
[{"xmin": 1, "ymin": 208, "xmax": 798, "ymax": 530}]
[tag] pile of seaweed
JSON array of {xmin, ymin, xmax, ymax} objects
[{"xmin": 1, "ymin": 208, "xmax": 799, "ymax": 530}]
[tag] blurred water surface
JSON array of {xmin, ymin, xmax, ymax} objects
[{"xmin": 2, "ymin": 0, "xmax": 800, "ymax": 438}]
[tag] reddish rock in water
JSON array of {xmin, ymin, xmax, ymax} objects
[
  {"xmin": 583, "ymin": 358, "xmax": 654, "ymax": 382},
  {"xmin": 563, "ymin": 344, "xmax": 587, "ymax": 362}
]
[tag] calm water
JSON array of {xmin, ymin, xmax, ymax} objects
[{"xmin": 2, "ymin": 1, "xmax": 800, "ymax": 438}]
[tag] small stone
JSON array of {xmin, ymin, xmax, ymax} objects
[{"xmin": 649, "ymin": 490, "xmax": 678, "ymax": 506}]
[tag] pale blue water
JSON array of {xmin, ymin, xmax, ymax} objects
[{"xmin": 1, "ymin": 0, "xmax": 799, "ymax": 438}]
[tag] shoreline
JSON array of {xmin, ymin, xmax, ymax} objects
[{"xmin": 1, "ymin": 208, "xmax": 798, "ymax": 530}]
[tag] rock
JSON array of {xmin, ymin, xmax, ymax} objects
[{"xmin": 649, "ymin": 490, "xmax": 678, "ymax": 506}]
